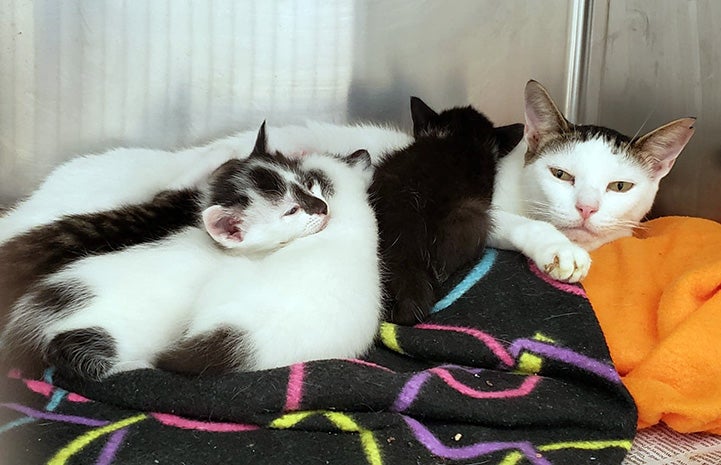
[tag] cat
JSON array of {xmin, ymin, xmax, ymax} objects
[
  {"xmin": 1, "ymin": 125, "xmax": 381, "ymax": 380},
  {"xmin": 0, "ymin": 121, "xmax": 411, "ymax": 245},
  {"xmin": 489, "ymin": 80, "xmax": 696, "ymax": 282},
  {"xmin": 369, "ymin": 97, "xmax": 524, "ymax": 325}
]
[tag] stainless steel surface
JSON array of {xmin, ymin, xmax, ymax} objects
[
  {"xmin": 564, "ymin": 0, "xmax": 594, "ymax": 122},
  {"xmin": 583, "ymin": 0, "xmax": 721, "ymax": 221},
  {"xmin": 0, "ymin": 0, "xmax": 573, "ymax": 206},
  {"xmin": 1, "ymin": 0, "xmax": 718, "ymax": 221}
]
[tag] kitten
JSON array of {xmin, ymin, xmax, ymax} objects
[
  {"xmin": 0, "ymin": 121, "xmax": 410, "ymax": 245},
  {"xmin": 370, "ymin": 97, "xmax": 523, "ymax": 325},
  {"xmin": 489, "ymin": 80, "xmax": 696, "ymax": 282},
  {"xmin": 2, "ymin": 125, "xmax": 381, "ymax": 379}
]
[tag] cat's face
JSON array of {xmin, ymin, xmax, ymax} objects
[
  {"xmin": 202, "ymin": 123, "xmax": 330, "ymax": 253},
  {"xmin": 522, "ymin": 80, "xmax": 695, "ymax": 250}
]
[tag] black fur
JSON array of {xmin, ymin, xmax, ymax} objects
[
  {"xmin": 44, "ymin": 327, "xmax": 118, "ymax": 381},
  {"xmin": 155, "ymin": 326, "xmax": 250, "ymax": 376},
  {"xmin": 0, "ymin": 188, "xmax": 201, "ymax": 324},
  {"xmin": 370, "ymin": 97, "xmax": 523, "ymax": 325}
]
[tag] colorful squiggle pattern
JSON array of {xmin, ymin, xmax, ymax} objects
[{"xmin": 0, "ymin": 251, "xmax": 630, "ymax": 465}]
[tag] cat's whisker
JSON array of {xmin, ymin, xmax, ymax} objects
[{"xmin": 623, "ymin": 107, "xmax": 656, "ymax": 152}]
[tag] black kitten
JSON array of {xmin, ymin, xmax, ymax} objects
[{"xmin": 370, "ymin": 97, "xmax": 523, "ymax": 325}]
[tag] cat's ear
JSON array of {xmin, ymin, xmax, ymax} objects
[
  {"xmin": 410, "ymin": 96, "xmax": 439, "ymax": 137},
  {"xmin": 494, "ymin": 123, "xmax": 525, "ymax": 156},
  {"xmin": 202, "ymin": 205, "xmax": 245, "ymax": 248},
  {"xmin": 633, "ymin": 117, "xmax": 696, "ymax": 179},
  {"xmin": 250, "ymin": 121, "xmax": 271, "ymax": 158},
  {"xmin": 524, "ymin": 80, "xmax": 569, "ymax": 153},
  {"xmin": 346, "ymin": 149, "xmax": 372, "ymax": 170}
]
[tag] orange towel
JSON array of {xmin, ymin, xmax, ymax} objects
[{"xmin": 583, "ymin": 216, "xmax": 721, "ymax": 434}]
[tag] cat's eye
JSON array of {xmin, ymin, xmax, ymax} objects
[
  {"xmin": 550, "ymin": 168, "xmax": 574, "ymax": 183},
  {"xmin": 285, "ymin": 206, "xmax": 300, "ymax": 216},
  {"xmin": 608, "ymin": 181, "xmax": 634, "ymax": 193}
]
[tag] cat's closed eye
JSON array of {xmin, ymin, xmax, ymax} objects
[
  {"xmin": 607, "ymin": 181, "xmax": 634, "ymax": 193},
  {"xmin": 550, "ymin": 167, "xmax": 574, "ymax": 183},
  {"xmin": 285, "ymin": 206, "xmax": 300, "ymax": 216}
]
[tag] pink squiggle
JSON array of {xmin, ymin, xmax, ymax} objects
[
  {"xmin": 151, "ymin": 413, "xmax": 259, "ymax": 432},
  {"xmin": 24, "ymin": 379, "xmax": 53, "ymax": 397},
  {"xmin": 414, "ymin": 323, "xmax": 515, "ymax": 367},
  {"xmin": 22, "ymin": 379, "xmax": 90, "ymax": 403},
  {"xmin": 430, "ymin": 368, "xmax": 541, "ymax": 399},
  {"xmin": 393, "ymin": 368, "xmax": 541, "ymax": 412},
  {"xmin": 284, "ymin": 363, "xmax": 305, "ymax": 411},
  {"xmin": 344, "ymin": 359, "xmax": 395, "ymax": 373},
  {"xmin": 528, "ymin": 260, "xmax": 587, "ymax": 298},
  {"xmin": 66, "ymin": 392, "xmax": 91, "ymax": 402}
]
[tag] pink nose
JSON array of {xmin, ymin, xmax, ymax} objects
[{"xmin": 576, "ymin": 204, "xmax": 598, "ymax": 220}]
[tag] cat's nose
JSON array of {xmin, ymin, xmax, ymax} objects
[
  {"xmin": 576, "ymin": 203, "xmax": 598, "ymax": 220},
  {"xmin": 305, "ymin": 197, "xmax": 328, "ymax": 215}
]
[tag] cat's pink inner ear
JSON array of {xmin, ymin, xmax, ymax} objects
[
  {"xmin": 636, "ymin": 117, "xmax": 696, "ymax": 179},
  {"xmin": 202, "ymin": 206, "xmax": 244, "ymax": 243},
  {"xmin": 523, "ymin": 80, "xmax": 568, "ymax": 153}
]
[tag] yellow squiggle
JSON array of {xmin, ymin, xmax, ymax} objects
[
  {"xmin": 532, "ymin": 332, "xmax": 556, "ymax": 343},
  {"xmin": 516, "ymin": 353, "xmax": 543, "ymax": 374},
  {"xmin": 269, "ymin": 410, "xmax": 382, "ymax": 465},
  {"xmin": 538, "ymin": 439, "xmax": 633, "ymax": 452},
  {"xmin": 268, "ymin": 410, "xmax": 318, "ymax": 429},
  {"xmin": 379, "ymin": 322, "xmax": 405, "ymax": 354},
  {"xmin": 323, "ymin": 412, "xmax": 382, "ymax": 465},
  {"xmin": 498, "ymin": 451, "xmax": 524, "ymax": 465},
  {"xmin": 496, "ymin": 439, "xmax": 632, "ymax": 465},
  {"xmin": 47, "ymin": 414, "xmax": 147, "ymax": 465}
]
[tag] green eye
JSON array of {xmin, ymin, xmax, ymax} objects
[
  {"xmin": 608, "ymin": 181, "xmax": 634, "ymax": 193},
  {"xmin": 550, "ymin": 168, "xmax": 574, "ymax": 182}
]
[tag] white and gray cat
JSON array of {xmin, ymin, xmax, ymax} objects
[
  {"xmin": 1, "ymin": 125, "xmax": 382, "ymax": 379},
  {"xmin": 489, "ymin": 80, "xmax": 695, "ymax": 282}
]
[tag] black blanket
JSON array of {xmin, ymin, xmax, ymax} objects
[{"xmin": 0, "ymin": 249, "xmax": 637, "ymax": 465}]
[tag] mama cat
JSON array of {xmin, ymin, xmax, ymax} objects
[
  {"xmin": 1, "ymin": 126, "xmax": 381, "ymax": 379},
  {"xmin": 490, "ymin": 80, "xmax": 695, "ymax": 282}
]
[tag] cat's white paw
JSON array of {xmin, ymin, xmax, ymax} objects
[{"xmin": 534, "ymin": 242, "xmax": 591, "ymax": 283}]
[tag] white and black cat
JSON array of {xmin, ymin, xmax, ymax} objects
[
  {"xmin": 1, "ymin": 125, "xmax": 381, "ymax": 380},
  {"xmin": 370, "ymin": 98, "xmax": 523, "ymax": 325},
  {"xmin": 490, "ymin": 80, "xmax": 695, "ymax": 282},
  {"xmin": 0, "ymin": 122, "xmax": 410, "ymax": 245}
]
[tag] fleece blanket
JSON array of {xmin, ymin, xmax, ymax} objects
[
  {"xmin": 0, "ymin": 250, "xmax": 636, "ymax": 465},
  {"xmin": 584, "ymin": 216, "xmax": 721, "ymax": 434}
]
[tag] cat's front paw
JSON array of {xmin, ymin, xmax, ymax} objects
[{"xmin": 534, "ymin": 242, "xmax": 591, "ymax": 283}]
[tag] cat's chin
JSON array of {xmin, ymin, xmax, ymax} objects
[
  {"xmin": 560, "ymin": 226, "xmax": 604, "ymax": 251},
  {"xmin": 561, "ymin": 225, "xmax": 632, "ymax": 251}
]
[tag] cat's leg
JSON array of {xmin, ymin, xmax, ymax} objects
[
  {"xmin": 155, "ymin": 326, "xmax": 251, "ymax": 376},
  {"xmin": 378, "ymin": 210, "xmax": 437, "ymax": 325},
  {"xmin": 43, "ymin": 327, "xmax": 120, "ymax": 380},
  {"xmin": 489, "ymin": 210, "xmax": 591, "ymax": 282},
  {"xmin": 433, "ymin": 198, "xmax": 491, "ymax": 281}
]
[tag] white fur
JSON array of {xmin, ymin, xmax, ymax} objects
[
  {"xmin": 0, "ymin": 121, "xmax": 410, "ymax": 245},
  {"xmin": 490, "ymin": 138, "xmax": 663, "ymax": 282},
  {"xmin": 186, "ymin": 152, "xmax": 380, "ymax": 370},
  {"xmin": 8, "ymin": 151, "xmax": 380, "ymax": 376}
]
